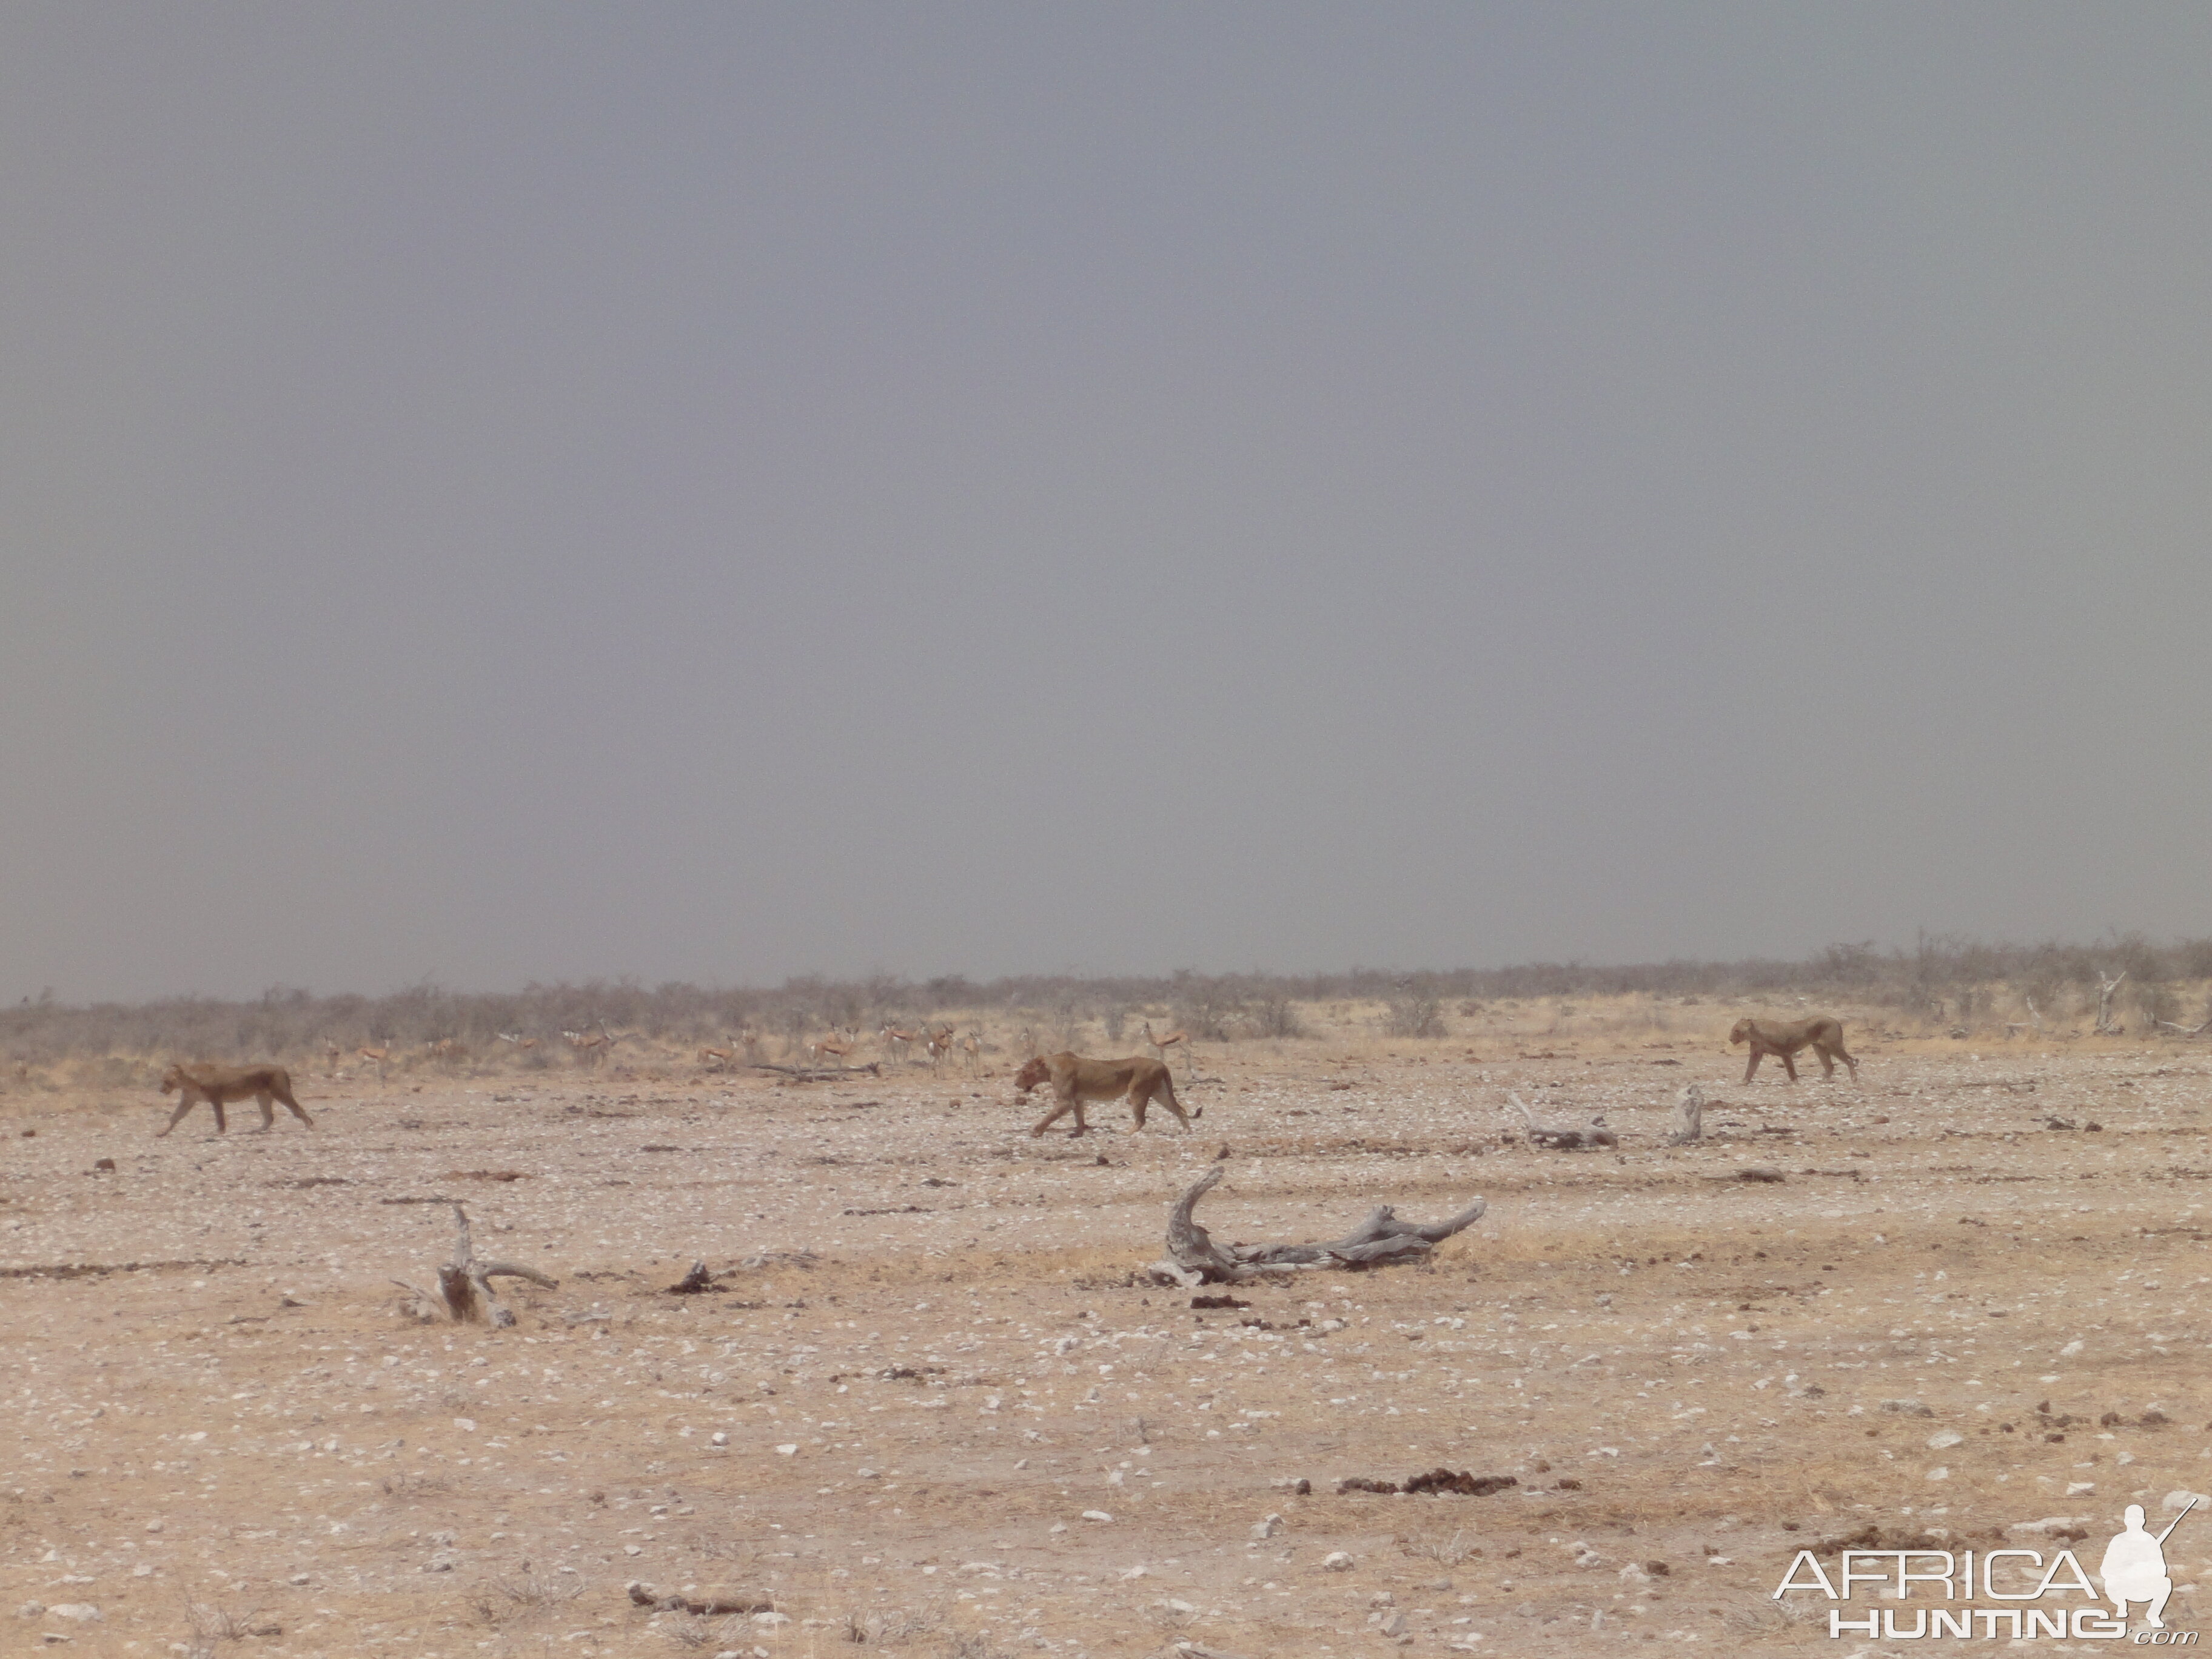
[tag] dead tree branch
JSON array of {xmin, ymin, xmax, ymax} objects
[
  {"xmin": 1506, "ymin": 1091, "xmax": 1617, "ymax": 1150},
  {"xmin": 1148, "ymin": 1166, "xmax": 1486, "ymax": 1286},
  {"xmin": 392, "ymin": 1204, "xmax": 556, "ymax": 1329},
  {"xmin": 2096, "ymin": 971, "xmax": 2127, "ymax": 1036}
]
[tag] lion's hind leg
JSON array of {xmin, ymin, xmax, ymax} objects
[
  {"xmin": 275, "ymin": 1085, "xmax": 315, "ymax": 1128},
  {"xmin": 1779, "ymin": 1048, "xmax": 1800, "ymax": 1082},
  {"xmin": 1824, "ymin": 1039, "xmax": 1859, "ymax": 1082},
  {"xmin": 1145, "ymin": 1079, "xmax": 1195, "ymax": 1132}
]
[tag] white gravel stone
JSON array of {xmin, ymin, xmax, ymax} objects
[{"xmin": 1323, "ymin": 1550, "xmax": 1355, "ymax": 1572}]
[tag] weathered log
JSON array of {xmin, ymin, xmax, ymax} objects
[
  {"xmin": 1149, "ymin": 1166, "xmax": 1486, "ymax": 1285},
  {"xmin": 626, "ymin": 1580, "xmax": 773, "ymax": 1615},
  {"xmin": 393, "ymin": 1203, "xmax": 557, "ymax": 1328},
  {"xmin": 1506, "ymin": 1091, "xmax": 1617, "ymax": 1150}
]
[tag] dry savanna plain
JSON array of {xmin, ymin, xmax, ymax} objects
[{"xmin": 7, "ymin": 998, "xmax": 2212, "ymax": 1658}]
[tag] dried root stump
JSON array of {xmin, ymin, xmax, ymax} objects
[
  {"xmin": 1666, "ymin": 1084, "xmax": 1704, "ymax": 1146},
  {"xmin": 1148, "ymin": 1165, "xmax": 1485, "ymax": 1286},
  {"xmin": 392, "ymin": 1203, "xmax": 557, "ymax": 1328}
]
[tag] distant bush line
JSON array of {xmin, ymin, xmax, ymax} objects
[{"xmin": 5, "ymin": 933, "xmax": 2209, "ymax": 1067}]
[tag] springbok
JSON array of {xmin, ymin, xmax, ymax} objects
[
  {"xmin": 923, "ymin": 1026, "xmax": 956, "ymax": 1070},
  {"xmin": 1141, "ymin": 1020, "xmax": 1188, "ymax": 1065},
  {"xmin": 879, "ymin": 1024, "xmax": 919, "ymax": 1066}
]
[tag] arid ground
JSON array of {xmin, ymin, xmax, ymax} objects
[{"xmin": 6, "ymin": 1002, "xmax": 2211, "ymax": 1657}]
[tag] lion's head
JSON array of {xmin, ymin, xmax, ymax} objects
[
  {"xmin": 158, "ymin": 1062, "xmax": 189, "ymax": 1094},
  {"xmin": 1013, "ymin": 1056, "xmax": 1051, "ymax": 1096},
  {"xmin": 1728, "ymin": 1019, "xmax": 1754, "ymax": 1046}
]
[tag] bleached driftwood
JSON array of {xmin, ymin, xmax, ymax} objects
[
  {"xmin": 1666, "ymin": 1084, "xmax": 1705, "ymax": 1146},
  {"xmin": 1147, "ymin": 1166, "xmax": 1486, "ymax": 1286},
  {"xmin": 392, "ymin": 1203, "xmax": 557, "ymax": 1329},
  {"xmin": 1506, "ymin": 1091, "xmax": 1618, "ymax": 1150}
]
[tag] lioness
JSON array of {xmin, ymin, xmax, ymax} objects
[
  {"xmin": 1014, "ymin": 1051, "xmax": 1199, "ymax": 1137},
  {"xmin": 158, "ymin": 1062, "xmax": 315, "ymax": 1137},
  {"xmin": 1729, "ymin": 1017, "xmax": 1858, "ymax": 1084}
]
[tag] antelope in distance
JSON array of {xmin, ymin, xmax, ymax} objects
[
  {"xmin": 879, "ymin": 1024, "xmax": 919, "ymax": 1066},
  {"xmin": 357, "ymin": 1045, "xmax": 391, "ymax": 1081},
  {"xmin": 923, "ymin": 1025, "xmax": 956, "ymax": 1070},
  {"xmin": 806, "ymin": 1031, "xmax": 856, "ymax": 1067},
  {"xmin": 495, "ymin": 1031, "xmax": 538, "ymax": 1050},
  {"xmin": 563, "ymin": 1027, "xmax": 612, "ymax": 1066},
  {"xmin": 1141, "ymin": 1020, "xmax": 1188, "ymax": 1067},
  {"xmin": 960, "ymin": 1029, "xmax": 982, "ymax": 1074},
  {"xmin": 699, "ymin": 1045, "xmax": 733, "ymax": 1068}
]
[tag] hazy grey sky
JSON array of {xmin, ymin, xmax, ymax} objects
[{"xmin": 5, "ymin": 4, "xmax": 2210, "ymax": 1004}]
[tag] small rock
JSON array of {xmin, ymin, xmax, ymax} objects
[
  {"xmin": 2066, "ymin": 1481, "xmax": 2096, "ymax": 1496},
  {"xmin": 751, "ymin": 1610, "xmax": 789, "ymax": 1626},
  {"xmin": 1379, "ymin": 1612, "xmax": 1409, "ymax": 1637},
  {"xmin": 18, "ymin": 1603, "xmax": 45, "ymax": 1618},
  {"xmin": 1119, "ymin": 1566, "xmax": 1147, "ymax": 1581},
  {"xmin": 143, "ymin": 1521, "xmax": 161, "ymax": 1534},
  {"xmin": 2167, "ymin": 1490, "xmax": 2211, "ymax": 1512},
  {"xmin": 92, "ymin": 1159, "xmax": 115, "ymax": 1173},
  {"xmin": 1927, "ymin": 1430, "xmax": 1963, "ymax": 1450},
  {"xmin": 1322, "ymin": 1551, "xmax": 1355, "ymax": 1572},
  {"xmin": 711, "ymin": 1432, "xmax": 728, "ymax": 1447},
  {"xmin": 1250, "ymin": 1514, "xmax": 1282, "ymax": 1540},
  {"xmin": 1082, "ymin": 1510, "xmax": 1113, "ymax": 1523},
  {"xmin": 775, "ymin": 1444, "xmax": 798, "ymax": 1456},
  {"xmin": 2060, "ymin": 1340, "xmax": 2084, "ymax": 1358},
  {"xmin": 288, "ymin": 1574, "xmax": 309, "ymax": 1586},
  {"xmin": 46, "ymin": 1606, "xmax": 100, "ymax": 1623},
  {"xmin": 1370, "ymin": 1591, "xmax": 1396, "ymax": 1607}
]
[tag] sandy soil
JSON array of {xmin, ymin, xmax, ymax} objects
[{"xmin": 5, "ymin": 1025, "xmax": 2211, "ymax": 1657}]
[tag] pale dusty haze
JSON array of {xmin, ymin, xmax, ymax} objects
[{"xmin": 4, "ymin": 4, "xmax": 2208, "ymax": 1003}]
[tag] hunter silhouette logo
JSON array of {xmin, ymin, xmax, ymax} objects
[
  {"xmin": 2103, "ymin": 1500, "xmax": 2193, "ymax": 1630},
  {"xmin": 1773, "ymin": 1498, "xmax": 2199, "ymax": 1642}
]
